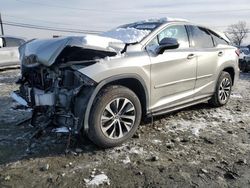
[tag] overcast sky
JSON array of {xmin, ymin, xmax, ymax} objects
[{"xmin": 0, "ymin": 0, "xmax": 250, "ymax": 44}]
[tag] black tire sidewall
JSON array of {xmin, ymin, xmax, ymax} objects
[
  {"xmin": 88, "ymin": 86, "xmax": 142, "ymax": 148},
  {"xmin": 216, "ymin": 72, "xmax": 232, "ymax": 105}
]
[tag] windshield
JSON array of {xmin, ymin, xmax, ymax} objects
[{"xmin": 102, "ymin": 22, "xmax": 162, "ymax": 44}]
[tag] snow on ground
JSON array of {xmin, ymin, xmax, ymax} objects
[
  {"xmin": 1, "ymin": 70, "xmax": 250, "ymax": 188},
  {"xmin": 166, "ymin": 119, "xmax": 207, "ymax": 137},
  {"xmin": 231, "ymin": 93, "xmax": 243, "ymax": 99}
]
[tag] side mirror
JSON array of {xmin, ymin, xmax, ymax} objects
[
  {"xmin": 156, "ymin": 37, "xmax": 179, "ymax": 55},
  {"xmin": 0, "ymin": 38, "xmax": 3, "ymax": 48}
]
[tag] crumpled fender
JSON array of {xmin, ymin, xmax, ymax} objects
[{"xmin": 19, "ymin": 35, "xmax": 125, "ymax": 67}]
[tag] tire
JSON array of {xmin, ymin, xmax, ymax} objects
[
  {"xmin": 88, "ymin": 85, "xmax": 142, "ymax": 148},
  {"xmin": 208, "ymin": 71, "xmax": 232, "ymax": 107}
]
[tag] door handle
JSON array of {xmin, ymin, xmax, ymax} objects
[
  {"xmin": 218, "ymin": 51, "xmax": 224, "ymax": 57},
  {"xmin": 187, "ymin": 54, "xmax": 196, "ymax": 60}
]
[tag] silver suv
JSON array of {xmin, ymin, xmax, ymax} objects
[{"xmin": 12, "ymin": 18, "xmax": 239, "ymax": 148}]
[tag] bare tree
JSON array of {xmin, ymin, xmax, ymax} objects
[{"xmin": 227, "ymin": 21, "xmax": 249, "ymax": 46}]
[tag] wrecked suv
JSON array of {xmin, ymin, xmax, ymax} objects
[{"xmin": 12, "ymin": 18, "xmax": 239, "ymax": 148}]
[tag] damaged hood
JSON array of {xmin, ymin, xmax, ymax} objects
[{"xmin": 19, "ymin": 35, "xmax": 125, "ymax": 67}]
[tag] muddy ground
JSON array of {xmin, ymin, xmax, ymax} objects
[{"xmin": 0, "ymin": 69, "xmax": 249, "ymax": 188}]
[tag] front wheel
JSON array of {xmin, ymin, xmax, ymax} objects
[
  {"xmin": 208, "ymin": 71, "xmax": 232, "ymax": 107},
  {"xmin": 88, "ymin": 85, "xmax": 142, "ymax": 148}
]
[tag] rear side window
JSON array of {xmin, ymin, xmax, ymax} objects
[
  {"xmin": 189, "ymin": 26, "xmax": 214, "ymax": 48},
  {"xmin": 208, "ymin": 30, "xmax": 229, "ymax": 46},
  {"xmin": 4, "ymin": 37, "xmax": 24, "ymax": 47}
]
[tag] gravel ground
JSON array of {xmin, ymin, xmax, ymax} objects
[{"xmin": 0, "ymin": 69, "xmax": 250, "ymax": 188}]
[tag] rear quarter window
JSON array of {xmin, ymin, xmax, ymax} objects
[
  {"xmin": 208, "ymin": 30, "xmax": 229, "ymax": 46},
  {"xmin": 189, "ymin": 26, "xmax": 214, "ymax": 48}
]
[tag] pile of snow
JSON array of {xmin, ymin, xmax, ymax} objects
[
  {"xmin": 102, "ymin": 28, "xmax": 151, "ymax": 43},
  {"xmin": 137, "ymin": 17, "xmax": 188, "ymax": 23},
  {"xmin": 83, "ymin": 34, "xmax": 124, "ymax": 51}
]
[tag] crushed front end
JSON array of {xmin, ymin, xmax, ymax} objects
[
  {"xmin": 14, "ymin": 64, "xmax": 96, "ymax": 133},
  {"xmin": 12, "ymin": 36, "xmax": 120, "ymax": 133}
]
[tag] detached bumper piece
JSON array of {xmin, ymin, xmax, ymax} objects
[{"xmin": 11, "ymin": 91, "xmax": 28, "ymax": 107}]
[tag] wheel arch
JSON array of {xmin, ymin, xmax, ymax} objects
[
  {"xmin": 83, "ymin": 74, "xmax": 149, "ymax": 132},
  {"xmin": 222, "ymin": 67, "xmax": 235, "ymax": 85}
]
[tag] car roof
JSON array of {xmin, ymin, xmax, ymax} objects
[{"xmin": 119, "ymin": 17, "xmax": 190, "ymax": 29}]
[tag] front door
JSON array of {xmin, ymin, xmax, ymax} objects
[{"xmin": 147, "ymin": 24, "xmax": 197, "ymax": 112}]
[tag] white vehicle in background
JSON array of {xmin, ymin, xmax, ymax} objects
[{"xmin": 0, "ymin": 36, "xmax": 26, "ymax": 67}]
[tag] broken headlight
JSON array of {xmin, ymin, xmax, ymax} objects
[{"xmin": 22, "ymin": 54, "xmax": 40, "ymax": 67}]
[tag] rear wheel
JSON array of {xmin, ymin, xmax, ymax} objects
[
  {"xmin": 209, "ymin": 71, "xmax": 232, "ymax": 107},
  {"xmin": 88, "ymin": 85, "xmax": 142, "ymax": 148}
]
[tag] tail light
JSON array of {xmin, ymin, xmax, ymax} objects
[{"xmin": 235, "ymin": 49, "xmax": 240, "ymax": 56}]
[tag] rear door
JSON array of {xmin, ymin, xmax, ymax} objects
[
  {"xmin": 147, "ymin": 24, "xmax": 197, "ymax": 112},
  {"xmin": 187, "ymin": 25, "xmax": 219, "ymax": 98}
]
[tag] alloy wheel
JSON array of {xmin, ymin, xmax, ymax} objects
[
  {"xmin": 100, "ymin": 98, "xmax": 136, "ymax": 139},
  {"xmin": 219, "ymin": 77, "xmax": 231, "ymax": 102}
]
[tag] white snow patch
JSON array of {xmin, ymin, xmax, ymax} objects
[
  {"xmin": 86, "ymin": 174, "xmax": 110, "ymax": 186},
  {"xmin": 102, "ymin": 28, "xmax": 151, "ymax": 43},
  {"xmin": 121, "ymin": 156, "xmax": 131, "ymax": 164},
  {"xmin": 151, "ymin": 139, "xmax": 162, "ymax": 144},
  {"xmin": 166, "ymin": 120, "xmax": 207, "ymax": 137},
  {"xmin": 231, "ymin": 93, "xmax": 243, "ymax": 99},
  {"xmin": 190, "ymin": 123, "xmax": 207, "ymax": 136},
  {"xmin": 129, "ymin": 147, "xmax": 145, "ymax": 155},
  {"xmin": 83, "ymin": 34, "xmax": 124, "ymax": 51},
  {"xmin": 52, "ymin": 127, "xmax": 70, "ymax": 133},
  {"xmin": 142, "ymin": 17, "xmax": 188, "ymax": 23}
]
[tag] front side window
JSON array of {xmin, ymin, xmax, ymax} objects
[
  {"xmin": 147, "ymin": 25, "xmax": 190, "ymax": 52},
  {"xmin": 189, "ymin": 26, "xmax": 214, "ymax": 48}
]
